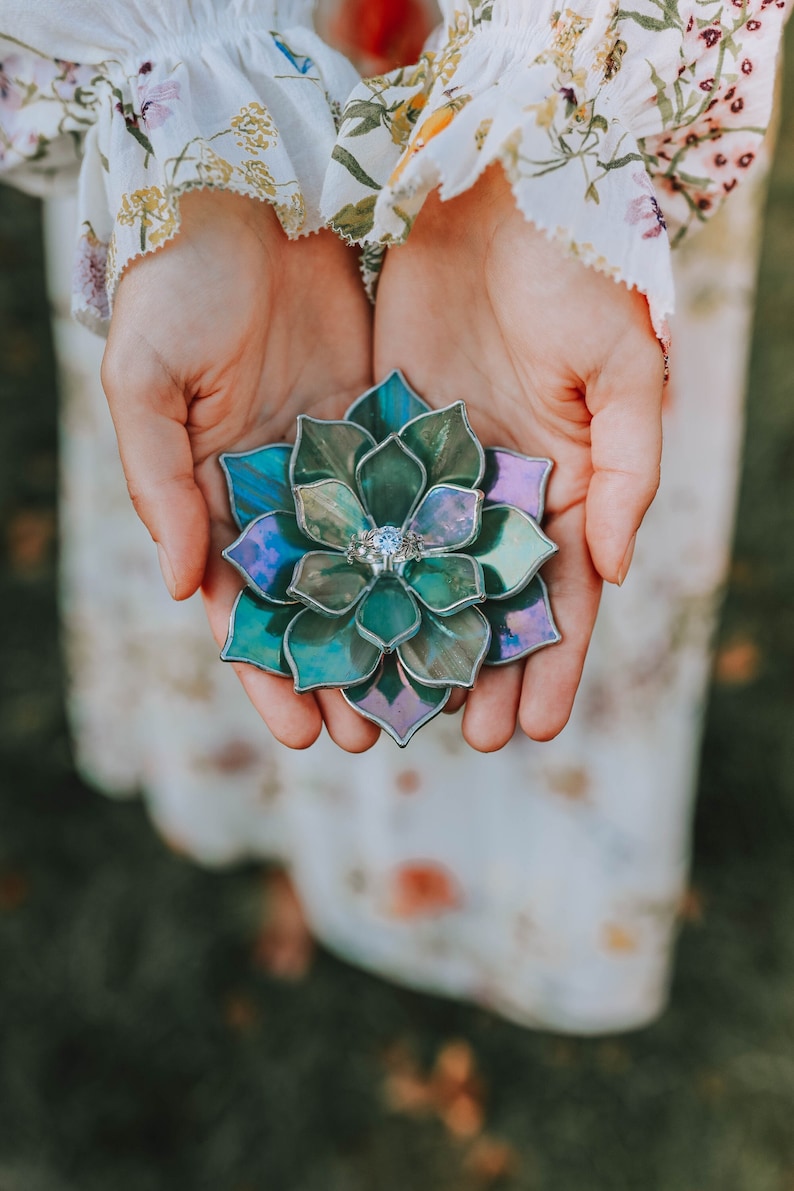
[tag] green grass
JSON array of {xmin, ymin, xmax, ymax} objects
[{"xmin": 1, "ymin": 33, "xmax": 794, "ymax": 1190}]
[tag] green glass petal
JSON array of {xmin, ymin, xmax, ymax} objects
[
  {"xmin": 355, "ymin": 575, "xmax": 422, "ymax": 653},
  {"xmin": 221, "ymin": 589, "xmax": 296, "ymax": 677},
  {"xmin": 344, "ymin": 370, "xmax": 430, "ymax": 441},
  {"xmin": 291, "ymin": 416, "xmax": 375, "ymax": 488},
  {"xmin": 220, "ymin": 443, "xmax": 293, "ymax": 530},
  {"xmin": 288, "ymin": 551, "xmax": 371, "ymax": 616},
  {"xmin": 397, "ymin": 606, "xmax": 491, "ymax": 689},
  {"xmin": 284, "ymin": 607, "xmax": 382, "ymax": 693},
  {"xmin": 404, "ymin": 553, "xmax": 485, "ymax": 615},
  {"xmin": 470, "ymin": 505, "xmax": 558, "ymax": 599},
  {"xmin": 343, "ymin": 656, "xmax": 450, "ymax": 746},
  {"xmin": 399, "ymin": 402, "xmax": 485, "ymax": 489},
  {"xmin": 406, "ymin": 484, "xmax": 482, "ymax": 551},
  {"xmin": 294, "ymin": 479, "xmax": 372, "ymax": 549},
  {"xmin": 355, "ymin": 434, "xmax": 427, "ymax": 527}
]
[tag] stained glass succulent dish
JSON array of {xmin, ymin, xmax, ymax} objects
[{"xmin": 220, "ymin": 372, "xmax": 560, "ymax": 746}]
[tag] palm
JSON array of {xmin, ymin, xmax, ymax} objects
[
  {"xmin": 374, "ymin": 169, "xmax": 664, "ymax": 750},
  {"xmin": 103, "ymin": 191, "xmax": 380, "ymax": 751}
]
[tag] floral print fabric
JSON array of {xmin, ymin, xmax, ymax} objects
[
  {"xmin": 322, "ymin": 0, "xmax": 790, "ymax": 336},
  {"xmin": 0, "ymin": 0, "xmax": 358, "ymax": 330}
]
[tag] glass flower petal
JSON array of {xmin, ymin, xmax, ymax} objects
[
  {"xmin": 343, "ymin": 655, "xmax": 451, "ymax": 746},
  {"xmin": 284, "ymin": 607, "xmax": 381, "ymax": 692},
  {"xmin": 400, "ymin": 403, "xmax": 485, "ymax": 489},
  {"xmin": 220, "ymin": 443, "xmax": 293, "ymax": 530},
  {"xmin": 223, "ymin": 511, "xmax": 306, "ymax": 604},
  {"xmin": 406, "ymin": 484, "xmax": 483, "ymax": 551},
  {"xmin": 344, "ymin": 370, "xmax": 430, "ymax": 441},
  {"xmin": 484, "ymin": 576, "xmax": 561, "ymax": 665},
  {"xmin": 403, "ymin": 553, "xmax": 485, "ymax": 615},
  {"xmin": 355, "ymin": 434, "xmax": 427, "ymax": 528},
  {"xmin": 294, "ymin": 479, "xmax": 372, "ymax": 549},
  {"xmin": 288, "ymin": 551, "xmax": 371, "ymax": 616},
  {"xmin": 398, "ymin": 606, "xmax": 491, "ymax": 689},
  {"xmin": 291, "ymin": 415, "xmax": 375, "ymax": 488},
  {"xmin": 221, "ymin": 590, "xmax": 295, "ymax": 676},
  {"xmin": 482, "ymin": 449, "xmax": 552, "ymax": 521},
  {"xmin": 355, "ymin": 575, "xmax": 422, "ymax": 652},
  {"xmin": 470, "ymin": 505, "xmax": 558, "ymax": 599}
]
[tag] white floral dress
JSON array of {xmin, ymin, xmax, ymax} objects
[{"xmin": 1, "ymin": 0, "xmax": 788, "ymax": 1032}]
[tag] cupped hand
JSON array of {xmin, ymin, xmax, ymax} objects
[
  {"xmin": 101, "ymin": 189, "xmax": 381, "ymax": 752},
  {"xmin": 374, "ymin": 166, "xmax": 665, "ymax": 751}
]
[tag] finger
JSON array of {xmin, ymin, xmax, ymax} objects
[
  {"xmin": 462, "ymin": 663, "xmax": 523, "ymax": 752},
  {"xmin": 101, "ymin": 334, "xmax": 210, "ymax": 600},
  {"xmin": 444, "ymin": 689, "xmax": 468, "ymax": 714},
  {"xmin": 201, "ymin": 508, "xmax": 324, "ymax": 750},
  {"xmin": 316, "ymin": 689, "xmax": 381, "ymax": 753},
  {"xmin": 519, "ymin": 503, "xmax": 601, "ymax": 740},
  {"xmin": 585, "ymin": 332, "xmax": 664, "ymax": 585}
]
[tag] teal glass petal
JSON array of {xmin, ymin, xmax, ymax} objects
[
  {"xmin": 355, "ymin": 575, "xmax": 422, "ymax": 653},
  {"xmin": 294, "ymin": 479, "xmax": 372, "ymax": 549},
  {"xmin": 288, "ymin": 551, "xmax": 371, "ymax": 616},
  {"xmin": 406, "ymin": 484, "xmax": 482, "ymax": 551},
  {"xmin": 404, "ymin": 553, "xmax": 485, "ymax": 615},
  {"xmin": 221, "ymin": 589, "xmax": 296, "ymax": 677},
  {"xmin": 284, "ymin": 607, "xmax": 382, "ymax": 692},
  {"xmin": 355, "ymin": 434, "xmax": 427, "ymax": 527},
  {"xmin": 482, "ymin": 448, "xmax": 552, "ymax": 521},
  {"xmin": 399, "ymin": 403, "xmax": 485, "ymax": 489},
  {"xmin": 220, "ymin": 443, "xmax": 293, "ymax": 530},
  {"xmin": 223, "ymin": 511, "xmax": 306, "ymax": 604},
  {"xmin": 484, "ymin": 575, "xmax": 561, "ymax": 665},
  {"xmin": 343, "ymin": 655, "xmax": 451, "ymax": 746},
  {"xmin": 344, "ymin": 370, "xmax": 430, "ymax": 441},
  {"xmin": 470, "ymin": 505, "xmax": 558, "ymax": 599},
  {"xmin": 291, "ymin": 416, "xmax": 375, "ymax": 488},
  {"xmin": 398, "ymin": 606, "xmax": 491, "ymax": 689}
]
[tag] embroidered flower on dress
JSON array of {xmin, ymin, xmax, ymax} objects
[
  {"xmin": 73, "ymin": 227, "xmax": 110, "ymax": 321},
  {"xmin": 626, "ymin": 170, "xmax": 667, "ymax": 239},
  {"xmin": 138, "ymin": 76, "xmax": 181, "ymax": 130}
]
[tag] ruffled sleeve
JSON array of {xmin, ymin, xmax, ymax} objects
[
  {"xmin": 0, "ymin": 0, "xmax": 359, "ymax": 331},
  {"xmin": 321, "ymin": 0, "xmax": 790, "ymax": 338}
]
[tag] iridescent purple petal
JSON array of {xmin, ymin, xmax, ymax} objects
[
  {"xmin": 405, "ymin": 484, "xmax": 482, "ymax": 551},
  {"xmin": 222, "ymin": 511, "xmax": 306, "ymax": 604},
  {"xmin": 483, "ymin": 576, "xmax": 561, "ymax": 665},
  {"xmin": 482, "ymin": 449, "xmax": 552, "ymax": 520},
  {"xmin": 344, "ymin": 370, "xmax": 430, "ymax": 441},
  {"xmin": 343, "ymin": 655, "xmax": 451, "ymax": 746},
  {"xmin": 220, "ymin": 443, "xmax": 293, "ymax": 530}
]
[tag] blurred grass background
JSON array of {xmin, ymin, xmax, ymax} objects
[{"xmin": 1, "ymin": 31, "xmax": 794, "ymax": 1191}]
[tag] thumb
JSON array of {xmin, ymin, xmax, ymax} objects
[
  {"xmin": 585, "ymin": 333, "xmax": 665, "ymax": 585},
  {"xmin": 101, "ymin": 334, "xmax": 210, "ymax": 600}
]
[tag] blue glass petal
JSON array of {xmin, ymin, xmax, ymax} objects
[
  {"xmin": 483, "ymin": 576, "xmax": 561, "ymax": 665},
  {"xmin": 482, "ymin": 449, "xmax": 552, "ymax": 520},
  {"xmin": 398, "ymin": 606, "xmax": 491, "ymax": 688},
  {"xmin": 406, "ymin": 484, "xmax": 482, "ymax": 551},
  {"xmin": 220, "ymin": 443, "xmax": 293, "ymax": 530},
  {"xmin": 221, "ymin": 589, "xmax": 296, "ymax": 676},
  {"xmin": 355, "ymin": 434, "xmax": 426, "ymax": 527},
  {"xmin": 403, "ymin": 553, "xmax": 485, "ymax": 615},
  {"xmin": 399, "ymin": 403, "xmax": 485, "ymax": 489},
  {"xmin": 223, "ymin": 511, "xmax": 307, "ymax": 604},
  {"xmin": 284, "ymin": 607, "xmax": 382, "ymax": 693},
  {"xmin": 288, "ymin": 551, "xmax": 371, "ymax": 616},
  {"xmin": 344, "ymin": 370, "xmax": 430, "ymax": 441},
  {"xmin": 355, "ymin": 575, "xmax": 421, "ymax": 652},
  {"xmin": 470, "ymin": 505, "xmax": 557, "ymax": 599},
  {"xmin": 294, "ymin": 479, "xmax": 373, "ymax": 549},
  {"xmin": 343, "ymin": 656, "xmax": 451, "ymax": 746},
  {"xmin": 291, "ymin": 416, "xmax": 375, "ymax": 488}
]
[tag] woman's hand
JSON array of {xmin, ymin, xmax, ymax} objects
[
  {"xmin": 102, "ymin": 189, "xmax": 381, "ymax": 752},
  {"xmin": 374, "ymin": 166, "xmax": 665, "ymax": 751}
]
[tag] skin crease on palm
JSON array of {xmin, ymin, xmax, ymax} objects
[{"xmin": 101, "ymin": 172, "xmax": 664, "ymax": 756}]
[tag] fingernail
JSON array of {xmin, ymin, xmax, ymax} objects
[
  {"xmin": 156, "ymin": 543, "xmax": 177, "ymax": 599},
  {"xmin": 617, "ymin": 534, "xmax": 637, "ymax": 587}
]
